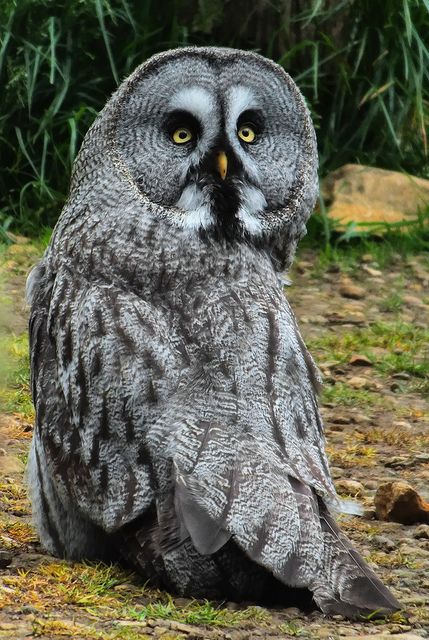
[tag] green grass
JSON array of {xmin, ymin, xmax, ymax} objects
[
  {"xmin": 2, "ymin": 559, "xmax": 270, "ymax": 633},
  {"xmin": 310, "ymin": 321, "xmax": 429, "ymax": 396},
  {"xmin": 304, "ymin": 206, "xmax": 429, "ymax": 267},
  {"xmin": 1, "ymin": 0, "xmax": 428, "ymax": 237},
  {"xmin": 278, "ymin": 621, "xmax": 305, "ymax": 636},
  {"xmin": 321, "ymin": 383, "xmax": 379, "ymax": 408},
  {"xmin": 0, "ymin": 332, "xmax": 33, "ymax": 418},
  {"xmin": 379, "ymin": 292, "xmax": 405, "ymax": 313},
  {"xmin": 129, "ymin": 597, "xmax": 269, "ymax": 627}
]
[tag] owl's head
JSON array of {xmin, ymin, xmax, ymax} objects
[{"xmin": 73, "ymin": 47, "xmax": 318, "ymax": 269}]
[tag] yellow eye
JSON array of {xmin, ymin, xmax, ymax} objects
[
  {"xmin": 237, "ymin": 124, "xmax": 256, "ymax": 143},
  {"xmin": 172, "ymin": 127, "xmax": 193, "ymax": 144}
]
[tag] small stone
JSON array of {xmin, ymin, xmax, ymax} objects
[
  {"xmin": 329, "ymin": 423, "xmax": 345, "ymax": 432},
  {"xmin": 374, "ymin": 481, "xmax": 429, "ymax": 524},
  {"xmin": 0, "ymin": 550, "xmax": 13, "ymax": 569},
  {"xmin": 347, "ymin": 376, "xmax": 369, "ymax": 389},
  {"xmin": 413, "ymin": 524, "xmax": 429, "ymax": 539},
  {"xmin": 414, "ymin": 453, "xmax": 429, "ymax": 463},
  {"xmin": 153, "ymin": 626, "xmax": 168, "ymax": 637},
  {"xmin": 170, "ymin": 621, "xmax": 203, "ymax": 634},
  {"xmin": 348, "ymin": 354, "xmax": 372, "ymax": 366},
  {"xmin": 363, "ymin": 266, "xmax": 383, "ymax": 277},
  {"xmin": 295, "ymin": 260, "xmax": 313, "ymax": 273},
  {"xmin": 363, "ymin": 480, "xmax": 378, "ymax": 490},
  {"xmin": 335, "ymin": 479, "xmax": 365, "ymax": 498},
  {"xmin": 392, "ymin": 420, "xmax": 412, "ymax": 430},
  {"xmin": 371, "ymin": 535, "xmax": 396, "ymax": 552},
  {"xmin": 20, "ymin": 605, "xmax": 39, "ymax": 614},
  {"xmin": 339, "ymin": 283, "xmax": 366, "ymax": 299},
  {"xmin": 361, "ymin": 253, "xmax": 374, "ymax": 263},
  {"xmin": 402, "ymin": 294, "xmax": 426, "ymax": 307},
  {"xmin": 384, "ymin": 456, "xmax": 411, "ymax": 469},
  {"xmin": 326, "ymin": 311, "xmax": 366, "ymax": 325},
  {"xmin": 331, "ymin": 415, "xmax": 352, "ymax": 424},
  {"xmin": 392, "ymin": 372, "xmax": 411, "ymax": 380},
  {"xmin": 282, "ymin": 607, "xmax": 302, "ymax": 618},
  {"xmin": 350, "ymin": 412, "xmax": 372, "ymax": 425},
  {"xmin": 330, "ymin": 467, "xmax": 343, "ymax": 479}
]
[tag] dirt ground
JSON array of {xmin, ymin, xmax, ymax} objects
[{"xmin": 0, "ymin": 240, "xmax": 428, "ymax": 639}]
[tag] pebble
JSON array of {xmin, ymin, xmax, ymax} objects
[
  {"xmin": 282, "ymin": 607, "xmax": 302, "ymax": 618},
  {"xmin": 362, "ymin": 265, "xmax": 383, "ymax": 276},
  {"xmin": 348, "ymin": 354, "xmax": 373, "ymax": 366},
  {"xmin": 371, "ymin": 535, "xmax": 396, "ymax": 552},
  {"xmin": 374, "ymin": 481, "xmax": 429, "ymax": 524},
  {"xmin": 413, "ymin": 524, "xmax": 429, "ymax": 539},
  {"xmin": 392, "ymin": 419, "xmax": 413, "ymax": 430},
  {"xmin": 331, "ymin": 415, "xmax": 352, "ymax": 424},
  {"xmin": 339, "ymin": 283, "xmax": 366, "ymax": 300},
  {"xmin": 350, "ymin": 412, "xmax": 372, "ymax": 425},
  {"xmin": 402, "ymin": 294, "xmax": 426, "ymax": 307},
  {"xmin": 362, "ymin": 479, "xmax": 378, "ymax": 490},
  {"xmin": 384, "ymin": 456, "xmax": 412, "ymax": 469},
  {"xmin": 347, "ymin": 376, "xmax": 370, "ymax": 389},
  {"xmin": 0, "ymin": 550, "xmax": 13, "ymax": 569},
  {"xmin": 392, "ymin": 372, "xmax": 411, "ymax": 380},
  {"xmin": 335, "ymin": 479, "xmax": 365, "ymax": 498}
]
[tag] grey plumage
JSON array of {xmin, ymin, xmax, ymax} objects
[{"xmin": 27, "ymin": 47, "xmax": 400, "ymax": 618}]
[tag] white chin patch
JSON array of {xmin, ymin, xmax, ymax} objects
[
  {"xmin": 176, "ymin": 182, "xmax": 266, "ymax": 235},
  {"xmin": 236, "ymin": 184, "xmax": 266, "ymax": 234},
  {"xmin": 175, "ymin": 183, "xmax": 213, "ymax": 231}
]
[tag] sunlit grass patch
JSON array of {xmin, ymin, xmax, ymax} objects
[
  {"xmin": 0, "ymin": 239, "xmax": 41, "ymax": 275},
  {"xmin": 31, "ymin": 618, "xmax": 107, "ymax": 639},
  {"xmin": 32, "ymin": 618, "xmax": 155, "ymax": 640},
  {"xmin": 360, "ymin": 610, "xmax": 409, "ymax": 625},
  {"xmin": 278, "ymin": 620, "xmax": 304, "ymax": 636},
  {"xmin": 128, "ymin": 596, "xmax": 269, "ymax": 627},
  {"xmin": 354, "ymin": 427, "xmax": 429, "ymax": 450},
  {"xmin": 321, "ymin": 383, "xmax": 379, "ymax": 407},
  {"xmin": 0, "ymin": 481, "xmax": 30, "ymax": 517},
  {"xmin": 1, "ymin": 561, "xmax": 138, "ymax": 613},
  {"xmin": 310, "ymin": 321, "xmax": 429, "ymax": 396},
  {"xmin": 0, "ymin": 519, "xmax": 36, "ymax": 548},
  {"xmin": 0, "ymin": 332, "xmax": 33, "ymax": 418},
  {"xmin": 1, "ymin": 560, "xmax": 270, "ymax": 631},
  {"xmin": 327, "ymin": 443, "xmax": 377, "ymax": 469},
  {"xmin": 366, "ymin": 551, "xmax": 418, "ymax": 570}
]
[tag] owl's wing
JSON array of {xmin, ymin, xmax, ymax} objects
[
  {"xmin": 28, "ymin": 261, "xmax": 177, "ymax": 538},
  {"xmin": 165, "ymin": 300, "xmax": 400, "ymax": 618}
]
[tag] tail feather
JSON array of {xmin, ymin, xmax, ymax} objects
[
  {"xmin": 313, "ymin": 502, "xmax": 401, "ymax": 617},
  {"xmin": 173, "ymin": 433, "xmax": 401, "ymax": 618}
]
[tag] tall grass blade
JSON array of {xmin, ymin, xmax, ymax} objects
[{"xmin": 95, "ymin": 0, "xmax": 119, "ymax": 84}]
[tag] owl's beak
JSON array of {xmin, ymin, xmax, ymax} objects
[{"xmin": 216, "ymin": 151, "xmax": 228, "ymax": 180}]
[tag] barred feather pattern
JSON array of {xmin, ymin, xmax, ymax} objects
[{"xmin": 27, "ymin": 47, "xmax": 400, "ymax": 618}]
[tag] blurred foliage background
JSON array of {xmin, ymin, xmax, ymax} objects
[{"xmin": 1, "ymin": 0, "xmax": 428, "ymax": 237}]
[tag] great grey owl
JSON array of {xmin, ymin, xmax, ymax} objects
[{"xmin": 27, "ymin": 47, "xmax": 400, "ymax": 618}]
